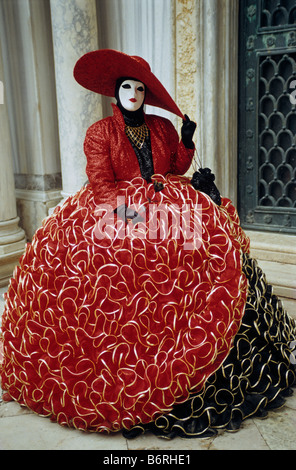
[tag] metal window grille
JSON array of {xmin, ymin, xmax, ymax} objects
[{"xmin": 238, "ymin": 0, "xmax": 296, "ymax": 233}]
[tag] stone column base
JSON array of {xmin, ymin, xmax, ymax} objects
[
  {"xmin": 246, "ymin": 230, "xmax": 296, "ymax": 320},
  {"xmin": 0, "ymin": 217, "xmax": 26, "ymax": 287},
  {"xmin": 16, "ymin": 188, "xmax": 62, "ymax": 241}
]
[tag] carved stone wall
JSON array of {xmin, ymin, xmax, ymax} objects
[{"xmin": 174, "ymin": 0, "xmax": 199, "ymax": 132}]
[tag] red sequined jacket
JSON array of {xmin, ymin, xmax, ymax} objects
[{"xmin": 84, "ymin": 103, "xmax": 194, "ymax": 209}]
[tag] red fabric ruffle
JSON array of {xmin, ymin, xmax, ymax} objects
[{"xmin": 0, "ymin": 174, "xmax": 249, "ymax": 432}]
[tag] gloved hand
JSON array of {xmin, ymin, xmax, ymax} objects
[
  {"xmin": 191, "ymin": 168, "xmax": 221, "ymax": 206},
  {"xmin": 115, "ymin": 204, "xmax": 144, "ymax": 225},
  {"xmin": 181, "ymin": 114, "xmax": 196, "ymax": 149}
]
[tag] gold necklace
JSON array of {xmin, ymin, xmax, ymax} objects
[{"xmin": 125, "ymin": 123, "xmax": 149, "ymax": 149}]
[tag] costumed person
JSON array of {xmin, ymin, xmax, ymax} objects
[{"xmin": 0, "ymin": 49, "xmax": 295, "ymax": 439}]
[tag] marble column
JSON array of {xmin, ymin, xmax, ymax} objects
[
  {"xmin": 0, "ymin": 41, "xmax": 26, "ymax": 287},
  {"xmin": 0, "ymin": 0, "xmax": 63, "ymax": 240},
  {"xmin": 174, "ymin": 0, "xmax": 239, "ymax": 203},
  {"xmin": 50, "ymin": 0, "xmax": 103, "ymax": 202}
]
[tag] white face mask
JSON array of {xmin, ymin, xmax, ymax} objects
[{"xmin": 118, "ymin": 79, "xmax": 145, "ymax": 112}]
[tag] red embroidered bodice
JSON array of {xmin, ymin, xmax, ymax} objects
[{"xmin": 84, "ymin": 104, "xmax": 194, "ymax": 208}]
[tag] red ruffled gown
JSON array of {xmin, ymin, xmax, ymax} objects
[{"xmin": 0, "ymin": 106, "xmax": 295, "ymax": 437}]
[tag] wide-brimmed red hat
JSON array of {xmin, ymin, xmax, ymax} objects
[{"xmin": 73, "ymin": 49, "xmax": 184, "ymax": 119}]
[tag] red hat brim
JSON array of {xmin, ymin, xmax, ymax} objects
[{"xmin": 73, "ymin": 49, "xmax": 185, "ymax": 119}]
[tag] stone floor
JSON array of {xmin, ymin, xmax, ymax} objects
[{"xmin": 1, "ymin": 286, "xmax": 296, "ymax": 451}]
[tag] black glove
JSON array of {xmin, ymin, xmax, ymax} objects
[
  {"xmin": 115, "ymin": 204, "xmax": 144, "ymax": 225},
  {"xmin": 181, "ymin": 114, "xmax": 196, "ymax": 149},
  {"xmin": 191, "ymin": 168, "xmax": 221, "ymax": 206}
]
